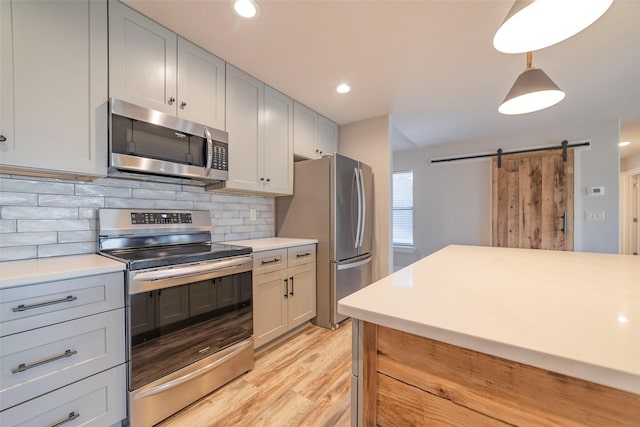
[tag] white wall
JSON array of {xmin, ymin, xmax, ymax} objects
[
  {"xmin": 339, "ymin": 115, "xmax": 393, "ymax": 280},
  {"xmin": 393, "ymin": 119, "xmax": 620, "ymax": 268},
  {"xmin": 621, "ymin": 151, "xmax": 640, "ymax": 172},
  {"xmin": 0, "ymin": 174, "xmax": 274, "ymax": 261}
]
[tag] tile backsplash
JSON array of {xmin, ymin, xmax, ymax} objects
[{"xmin": 0, "ymin": 174, "xmax": 274, "ymax": 262}]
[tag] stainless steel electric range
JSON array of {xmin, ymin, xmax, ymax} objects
[{"xmin": 98, "ymin": 209, "xmax": 254, "ymax": 427}]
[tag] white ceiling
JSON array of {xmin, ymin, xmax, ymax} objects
[{"xmin": 122, "ymin": 0, "xmax": 640, "ymax": 158}]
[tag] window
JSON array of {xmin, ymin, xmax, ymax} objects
[{"xmin": 393, "ymin": 170, "xmax": 413, "ymax": 247}]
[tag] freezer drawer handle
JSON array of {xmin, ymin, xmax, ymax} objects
[
  {"xmin": 337, "ymin": 256, "xmax": 373, "ymax": 271},
  {"xmin": 261, "ymin": 257, "xmax": 280, "ymax": 265},
  {"xmin": 47, "ymin": 411, "xmax": 80, "ymax": 427},
  {"xmin": 12, "ymin": 295, "xmax": 78, "ymax": 312},
  {"xmin": 296, "ymin": 252, "xmax": 311, "ymax": 258},
  {"xmin": 12, "ymin": 349, "xmax": 78, "ymax": 374}
]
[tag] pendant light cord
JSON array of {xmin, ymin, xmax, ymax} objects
[{"xmin": 525, "ymin": 51, "xmax": 534, "ymax": 71}]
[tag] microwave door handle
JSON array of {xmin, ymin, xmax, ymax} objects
[{"xmin": 204, "ymin": 127, "xmax": 213, "ymax": 176}]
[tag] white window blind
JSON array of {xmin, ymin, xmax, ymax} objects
[{"xmin": 393, "ymin": 170, "xmax": 413, "ymax": 247}]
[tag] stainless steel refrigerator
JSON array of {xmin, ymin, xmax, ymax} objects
[{"xmin": 276, "ymin": 153, "xmax": 373, "ymax": 329}]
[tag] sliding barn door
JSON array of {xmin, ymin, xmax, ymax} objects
[{"xmin": 492, "ymin": 149, "xmax": 574, "ymax": 250}]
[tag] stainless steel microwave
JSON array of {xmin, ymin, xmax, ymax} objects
[{"xmin": 108, "ymin": 98, "xmax": 228, "ymax": 185}]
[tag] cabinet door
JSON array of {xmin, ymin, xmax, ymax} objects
[
  {"xmin": 317, "ymin": 115, "xmax": 338, "ymax": 156},
  {"xmin": 263, "ymin": 86, "xmax": 294, "ymax": 195},
  {"xmin": 287, "ymin": 263, "xmax": 316, "ymax": 328},
  {"xmin": 253, "ymin": 270, "xmax": 288, "ymax": 348},
  {"xmin": 177, "ymin": 37, "xmax": 225, "ymax": 130},
  {"xmin": 155, "ymin": 287, "xmax": 189, "ymax": 327},
  {"xmin": 293, "ymin": 101, "xmax": 319, "ymax": 160},
  {"xmin": 109, "ymin": 1, "xmax": 176, "ymax": 115},
  {"xmin": 0, "ymin": 0, "xmax": 107, "ymax": 176},
  {"xmin": 225, "ymin": 64, "xmax": 264, "ymax": 192}
]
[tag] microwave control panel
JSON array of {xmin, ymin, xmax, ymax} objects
[{"xmin": 212, "ymin": 141, "xmax": 228, "ymax": 171}]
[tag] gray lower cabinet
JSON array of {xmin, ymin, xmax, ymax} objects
[
  {"xmin": 252, "ymin": 244, "xmax": 316, "ymax": 348},
  {"xmin": 0, "ymin": 271, "xmax": 126, "ymax": 426}
]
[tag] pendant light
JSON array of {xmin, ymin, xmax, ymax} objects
[
  {"xmin": 499, "ymin": 52, "xmax": 565, "ymax": 115},
  {"xmin": 493, "ymin": 0, "xmax": 614, "ymax": 53}
]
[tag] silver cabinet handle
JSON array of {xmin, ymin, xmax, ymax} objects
[
  {"xmin": 296, "ymin": 252, "xmax": 311, "ymax": 258},
  {"xmin": 11, "ymin": 349, "xmax": 78, "ymax": 374},
  {"xmin": 562, "ymin": 212, "xmax": 567, "ymax": 235},
  {"xmin": 47, "ymin": 411, "xmax": 80, "ymax": 427},
  {"xmin": 180, "ymin": 101, "xmax": 187, "ymax": 109},
  {"xmin": 12, "ymin": 295, "xmax": 77, "ymax": 312},
  {"xmin": 168, "ymin": 97, "xmax": 176, "ymax": 105},
  {"xmin": 261, "ymin": 257, "xmax": 280, "ymax": 265},
  {"xmin": 0, "ymin": 135, "xmax": 6, "ymax": 142},
  {"xmin": 204, "ymin": 127, "xmax": 213, "ymax": 176}
]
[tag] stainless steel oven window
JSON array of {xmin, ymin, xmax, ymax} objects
[{"xmin": 128, "ymin": 270, "xmax": 252, "ymax": 390}]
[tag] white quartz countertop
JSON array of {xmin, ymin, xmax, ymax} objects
[
  {"xmin": 338, "ymin": 245, "xmax": 640, "ymax": 394},
  {"xmin": 226, "ymin": 237, "xmax": 317, "ymax": 252},
  {"xmin": 0, "ymin": 254, "xmax": 125, "ymax": 289}
]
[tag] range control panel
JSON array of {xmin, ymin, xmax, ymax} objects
[{"xmin": 130, "ymin": 212, "xmax": 193, "ymax": 224}]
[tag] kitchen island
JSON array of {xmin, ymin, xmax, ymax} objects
[{"xmin": 338, "ymin": 245, "xmax": 640, "ymax": 426}]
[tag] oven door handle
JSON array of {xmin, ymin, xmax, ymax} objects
[{"xmin": 133, "ymin": 256, "xmax": 252, "ymax": 282}]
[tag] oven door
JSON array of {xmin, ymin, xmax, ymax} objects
[{"xmin": 127, "ymin": 255, "xmax": 252, "ymax": 391}]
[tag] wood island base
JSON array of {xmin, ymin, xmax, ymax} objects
[{"xmin": 360, "ymin": 322, "xmax": 640, "ymax": 426}]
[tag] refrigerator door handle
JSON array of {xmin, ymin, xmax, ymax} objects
[
  {"xmin": 354, "ymin": 167, "xmax": 362, "ymax": 249},
  {"xmin": 337, "ymin": 254, "xmax": 373, "ymax": 271},
  {"xmin": 358, "ymin": 167, "xmax": 366, "ymax": 248}
]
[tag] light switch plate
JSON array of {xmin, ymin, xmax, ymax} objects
[
  {"xmin": 585, "ymin": 211, "xmax": 605, "ymax": 221},
  {"xmin": 249, "ymin": 208, "xmax": 257, "ymax": 221}
]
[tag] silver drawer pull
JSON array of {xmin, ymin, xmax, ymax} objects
[
  {"xmin": 47, "ymin": 411, "xmax": 80, "ymax": 427},
  {"xmin": 11, "ymin": 349, "xmax": 78, "ymax": 374},
  {"xmin": 12, "ymin": 295, "xmax": 78, "ymax": 312},
  {"xmin": 261, "ymin": 257, "xmax": 280, "ymax": 265},
  {"xmin": 296, "ymin": 252, "xmax": 311, "ymax": 258}
]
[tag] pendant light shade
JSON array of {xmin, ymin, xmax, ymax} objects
[
  {"xmin": 493, "ymin": 0, "xmax": 613, "ymax": 54},
  {"xmin": 499, "ymin": 52, "xmax": 565, "ymax": 115}
]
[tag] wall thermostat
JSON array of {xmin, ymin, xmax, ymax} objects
[{"xmin": 588, "ymin": 186, "xmax": 605, "ymax": 196}]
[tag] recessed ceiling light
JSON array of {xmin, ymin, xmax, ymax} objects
[
  {"xmin": 336, "ymin": 83, "xmax": 351, "ymax": 94},
  {"xmin": 232, "ymin": 0, "xmax": 259, "ymax": 19},
  {"xmin": 619, "ymin": 141, "xmax": 631, "ymax": 147}
]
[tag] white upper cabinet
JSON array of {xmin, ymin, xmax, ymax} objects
[
  {"xmin": 317, "ymin": 114, "xmax": 339, "ymax": 157},
  {"xmin": 263, "ymin": 86, "xmax": 294, "ymax": 195},
  {"xmin": 224, "ymin": 64, "xmax": 264, "ymax": 193},
  {"xmin": 293, "ymin": 102, "xmax": 318, "ymax": 159},
  {"xmin": 0, "ymin": 0, "xmax": 108, "ymax": 177},
  {"xmin": 109, "ymin": 1, "xmax": 225, "ymax": 130},
  {"xmin": 293, "ymin": 101, "xmax": 338, "ymax": 160},
  {"xmin": 215, "ymin": 65, "xmax": 292, "ymax": 195},
  {"xmin": 177, "ymin": 37, "xmax": 225, "ymax": 129}
]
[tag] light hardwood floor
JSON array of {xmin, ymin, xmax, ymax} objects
[{"xmin": 158, "ymin": 321, "xmax": 352, "ymax": 427}]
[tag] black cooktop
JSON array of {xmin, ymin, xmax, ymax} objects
[{"xmin": 101, "ymin": 242, "xmax": 251, "ymax": 271}]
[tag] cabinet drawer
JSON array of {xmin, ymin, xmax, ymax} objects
[
  {"xmin": 0, "ymin": 364, "xmax": 126, "ymax": 427},
  {"xmin": 0, "ymin": 272, "xmax": 124, "ymax": 337},
  {"xmin": 0, "ymin": 309, "xmax": 125, "ymax": 411},
  {"xmin": 287, "ymin": 244, "xmax": 316, "ymax": 268},
  {"xmin": 253, "ymin": 249, "xmax": 287, "ymax": 275}
]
